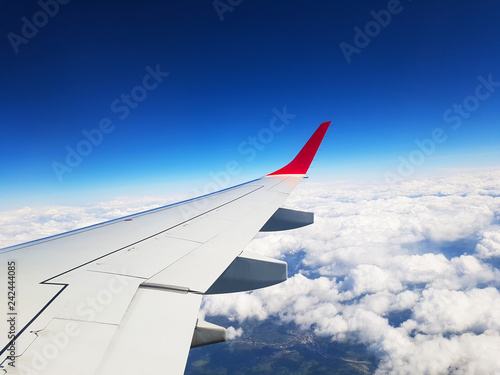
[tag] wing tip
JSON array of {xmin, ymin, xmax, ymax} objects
[{"xmin": 267, "ymin": 121, "xmax": 331, "ymax": 176}]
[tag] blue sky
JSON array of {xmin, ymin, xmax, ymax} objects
[{"xmin": 1, "ymin": 0, "xmax": 499, "ymax": 208}]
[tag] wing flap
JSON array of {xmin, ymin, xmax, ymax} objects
[
  {"xmin": 12, "ymin": 319, "xmax": 118, "ymax": 375},
  {"xmin": 51, "ymin": 271, "xmax": 144, "ymax": 324},
  {"xmin": 96, "ymin": 289, "xmax": 202, "ymax": 375},
  {"xmin": 7, "ymin": 285, "xmax": 202, "ymax": 375}
]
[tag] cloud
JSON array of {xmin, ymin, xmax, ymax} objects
[
  {"xmin": 226, "ymin": 326, "xmax": 243, "ymax": 340},
  {"xmin": 475, "ymin": 226, "xmax": 500, "ymax": 259},
  {"xmin": 376, "ymin": 330, "xmax": 500, "ymax": 375},
  {"xmin": 411, "ymin": 287, "xmax": 500, "ymax": 335},
  {"xmin": 200, "ymin": 170, "xmax": 500, "ymax": 374},
  {"xmin": 340, "ymin": 264, "xmax": 404, "ymax": 297}
]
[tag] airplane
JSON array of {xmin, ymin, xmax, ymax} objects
[{"xmin": 0, "ymin": 121, "xmax": 330, "ymax": 374}]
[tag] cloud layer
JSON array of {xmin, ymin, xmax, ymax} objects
[
  {"xmin": 1, "ymin": 171, "xmax": 499, "ymax": 373},
  {"xmin": 200, "ymin": 171, "xmax": 500, "ymax": 374}
]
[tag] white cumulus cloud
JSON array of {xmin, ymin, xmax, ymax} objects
[
  {"xmin": 226, "ymin": 326, "xmax": 243, "ymax": 340},
  {"xmin": 475, "ymin": 226, "xmax": 500, "ymax": 259}
]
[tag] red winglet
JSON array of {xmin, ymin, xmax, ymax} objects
[{"xmin": 267, "ymin": 121, "xmax": 331, "ymax": 176}]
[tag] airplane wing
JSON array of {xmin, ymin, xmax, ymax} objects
[{"xmin": 0, "ymin": 121, "xmax": 330, "ymax": 375}]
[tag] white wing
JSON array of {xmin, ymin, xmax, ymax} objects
[{"xmin": 0, "ymin": 122, "xmax": 330, "ymax": 374}]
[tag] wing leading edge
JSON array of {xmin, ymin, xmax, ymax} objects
[{"xmin": 0, "ymin": 121, "xmax": 330, "ymax": 374}]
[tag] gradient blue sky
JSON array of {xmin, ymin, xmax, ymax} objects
[{"xmin": 1, "ymin": 0, "xmax": 499, "ymax": 208}]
